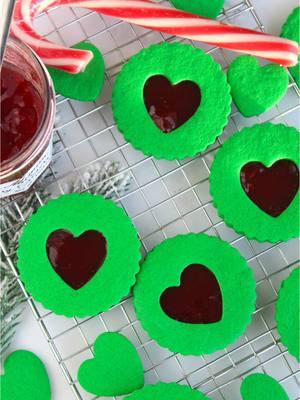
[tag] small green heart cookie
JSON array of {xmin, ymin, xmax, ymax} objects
[
  {"xmin": 78, "ymin": 332, "xmax": 144, "ymax": 396},
  {"xmin": 276, "ymin": 267, "xmax": 300, "ymax": 361},
  {"xmin": 281, "ymin": 7, "xmax": 300, "ymax": 87},
  {"xmin": 170, "ymin": 0, "xmax": 224, "ymax": 19},
  {"xmin": 125, "ymin": 382, "xmax": 210, "ymax": 400},
  {"xmin": 241, "ymin": 374, "xmax": 289, "ymax": 400},
  {"xmin": 227, "ymin": 55, "xmax": 289, "ymax": 117},
  {"xmin": 0, "ymin": 350, "xmax": 51, "ymax": 400},
  {"xmin": 48, "ymin": 42, "xmax": 105, "ymax": 101}
]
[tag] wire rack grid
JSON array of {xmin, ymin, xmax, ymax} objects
[{"xmin": 1, "ymin": 0, "xmax": 300, "ymax": 399}]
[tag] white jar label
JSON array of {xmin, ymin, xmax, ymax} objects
[{"xmin": 0, "ymin": 143, "xmax": 53, "ymax": 198}]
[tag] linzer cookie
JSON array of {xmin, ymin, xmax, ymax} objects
[
  {"xmin": 112, "ymin": 42, "xmax": 231, "ymax": 160},
  {"xmin": 133, "ymin": 234, "xmax": 256, "ymax": 355},
  {"xmin": 281, "ymin": 7, "xmax": 300, "ymax": 87},
  {"xmin": 240, "ymin": 374, "xmax": 289, "ymax": 400},
  {"xmin": 17, "ymin": 194, "xmax": 141, "ymax": 317},
  {"xmin": 125, "ymin": 382, "xmax": 209, "ymax": 400},
  {"xmin": 210, "ymin": 123, "xmax": 299, "ymax": 242},
  {"xmin": 276, "ymin": 268, "xmax": 300, "ymax": 361}
]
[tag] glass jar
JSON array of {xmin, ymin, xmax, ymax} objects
[{"xmin": 0, "ymin": 37, "xmax": 56, "ymax": 198}]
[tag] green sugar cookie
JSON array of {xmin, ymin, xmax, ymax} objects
[
  {"xmin": 276, "ymin": 268, "xmax": 300, "ymax": 361},
  {"xmin": 210, "ymin": 123, "xmax": 299, "ymax": 242},
  {"xmin": 112, "ymin": 42, "xmax": 231, "ymax": 160},
  {"xmin": 133, "ymin": 233, "xmax": 256, "ymax": 355},
  {"xmin": 78, "ymin": 332, "xmax": 144, "ymax": 396},
  {"xmin": 170, "ymin": 0, "xmax": 224, "ymax": 19},
  {"xmin": 125, "ymin": 382, "xmax": 210, "ymax": 400},
  {"xmin": 241, "ymin": 374, "xmax": 289, "ymax": 400},
  {"xmin": 281, "ymin": 7, "xmax": 300, "ymax": 87},
  {"xmin": 17, "ymin": 194, "xmax": 141, "ymax": 317},
  {"xmin": 48, "ymin": 42, "xmax": 105, "ymax": 101},
  {"xmin": 227, "ymin": 55, "xmax": 289, "ymax": 117},
  {"xmin": 0, "ymin": 350, "xmax": 51, "ymax": 400}
]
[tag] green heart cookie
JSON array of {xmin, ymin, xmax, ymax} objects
[
  {"xmin": 78, "ymin": 332, "xmax": 144, "ymax": 396},
  {"xmin": 241, "ymin": 374, "xmax": 289, "ymax": 400},
  {"xmin": 170, "ymin": 0, "xmax": 224, "ymax": 19},
  {"xmin": 281, "ymin": 7, "xmax": 300, "ymax": 87},
  {"xmin": 0, "ymin": 350, "xmax": 51, "ymax": 400},
  {"xmin": 48, "ymin": 42, "xmax": 105, "ymax": 102},
  {"xmin": 227, "ymin": 55, "xmax": 289, "ymax": 117}
]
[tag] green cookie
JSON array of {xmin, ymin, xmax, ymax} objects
[
  {"xmin": 0, "ymin": 350, "xmax": 51, "ymax": 400},
  {"xmin": 241, "ymin": 374, "xmax": 289, "ymax": 400},
  {"xmin": 170, "ymin": 0, "xmax": 224, "ymax": 19},
  {"xmin": 227, "ymin": 55, "xmax": 289, "ymax": 117},
  {"xmin": 276, "ymin": 268, "xmax": 300, "ymax": 361},
  {"xmin": 125, "ymin": 382, "xmax": 210, "ymax": 399},
  {"xmin": 78, "ymin": 332, "xmax": 144, "ymax": 396},
  {"xmin": 48, "ymin": 42, "xmax": 105, "ymax": 102},
  {"xmin": 281, "ymin": 7, "xmax": 300, "ymax": 87}
]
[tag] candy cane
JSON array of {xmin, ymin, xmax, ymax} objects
[{"xmin": 12, "ymin": 0, "xmax": 299, "ymax": 73}]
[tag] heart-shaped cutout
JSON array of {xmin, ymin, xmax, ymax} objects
[
  {"xmin": 170, "ymin": 0, "xmax": 225, "ymax": 19},
  {"xmin": 240, "ymin": 159, "xmax": 299, "ymax": 217},
  {"xmin": 228, "ymin": 55, "xmax": 289, "ymax": 117},
  {"xmin": 46, "ymin": 229, "xmax": 107, "ymax": 290},
  {"xmin": 48, "ymin": 42, "xmax": 105, "ymax": 101},
  {"xmin": 160, "ymin": 264, "xmax": 223, "ymax": 324},
  {"xmin": 0, "ymin": 350, "xmax": 51, "ymax": 400},
  {"xmin": 241, "ymin": 373, "xmax": 289, "ymax": 400},
  {"xmin": 78, "ymin": 332, "xmax": 144, "ymax": 396},
  {"xmin": 144, "ymin": 75, "xmax": 201, "ymax": 133}
]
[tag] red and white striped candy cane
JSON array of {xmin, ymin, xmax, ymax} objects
[{"xmin": 12, "ymin": 0, "xmax": 299, "ymax": 73}]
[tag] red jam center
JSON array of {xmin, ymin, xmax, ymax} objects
[
  {"xmin": 240, "ymin": 159, "xmax": 299, "ymax": 217},
  {"xmin": 46, "ymin": 229, "xmax": 107, "ymax": 290},
  {"xmin": 1, "ymin": 64, "xmax": 44, "ymax": 163},
  {"xmin": 160, "ymin": 264, "xmax": 223, "ymax": 324},
  {"xmin": 144, "ymin": 75, "xmax": 201, "ymax": 133}
]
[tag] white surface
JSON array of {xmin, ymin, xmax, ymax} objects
[{"xmin": 8, "ymin": 1, "xmax": 299, "ymax": 399}]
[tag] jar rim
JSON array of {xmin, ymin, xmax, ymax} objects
[{"xmin": 0, "ymin": 37, "xmax": 55, "ymax": 178}]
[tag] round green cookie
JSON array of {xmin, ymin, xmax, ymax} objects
[
  {"xmin": 112, "ymin": 42, "xmax": 231, "ymax": 160},
  {"xmin": 170, "ymin": 0, "xmax": 224, "ymax": 19},
  {"xmin": 276, "ymin": 268, "xmax": 300, "ymax": 361},
  {"xmin": 133, "ymin": 233, "xmax": 256, "ymax": 355},
  {"xmin": 227, "ymin": 55, "xmax": 289, "ymax": 117},
  {"xmin": 17, "ymin": 194, "xmax": 141, "ymax": 317},
  {"xmin": 0, "ymin": 350, "xmax": 51, "ymax": 400},
  {"xmin": 281, "ymin": 7, "xmax": 300, "ymax": 87},
  {"xmin": 210, "ymin": 123, "xmax": 299, "ymax": 243},
  {"xmin": 125, "ymin": 382, "xmax": 210, "ymax": 400},
  {"xmin": 241, "ymin": 374, "xmax": 289, "ymax": 400},
  {"xmin": 48, "ymin": 42, "xmax": 105, "ymax": 101},
  {"xmin": 78, "ymin": 332, "xmax": 144, "ymax": 396}
]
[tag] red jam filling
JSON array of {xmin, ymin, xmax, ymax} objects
[
  {"xmin": 1, "ymin": 64, "xmax": 44, "ymax": 164},
  {"xmin": 144, "ymin": 75, "xmax": 201, "ymax": 133},
  {"xmin": 240, "ymin": 160, "xmax": 299, "ymax": 217},
  {"xmin": 46, "ymin": 229, "xmax": 107, "ymax": 290},
  {"xmin": 160, "ymin": 264, "xmax": 223, "ymax": 324}
]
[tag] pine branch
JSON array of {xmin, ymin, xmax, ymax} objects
[{"xmin": 0, "ymin": 161, "xmax": 131, "ymax": 355}]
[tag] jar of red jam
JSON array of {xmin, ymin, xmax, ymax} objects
[{"xmin": 0, "ymin": 38, "xmax": 56, "ymax": 198}]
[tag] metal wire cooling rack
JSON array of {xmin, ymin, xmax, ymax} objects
[{"xmin": 1, "ymin": 0, "xmax": 300, "ymax": 399}]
